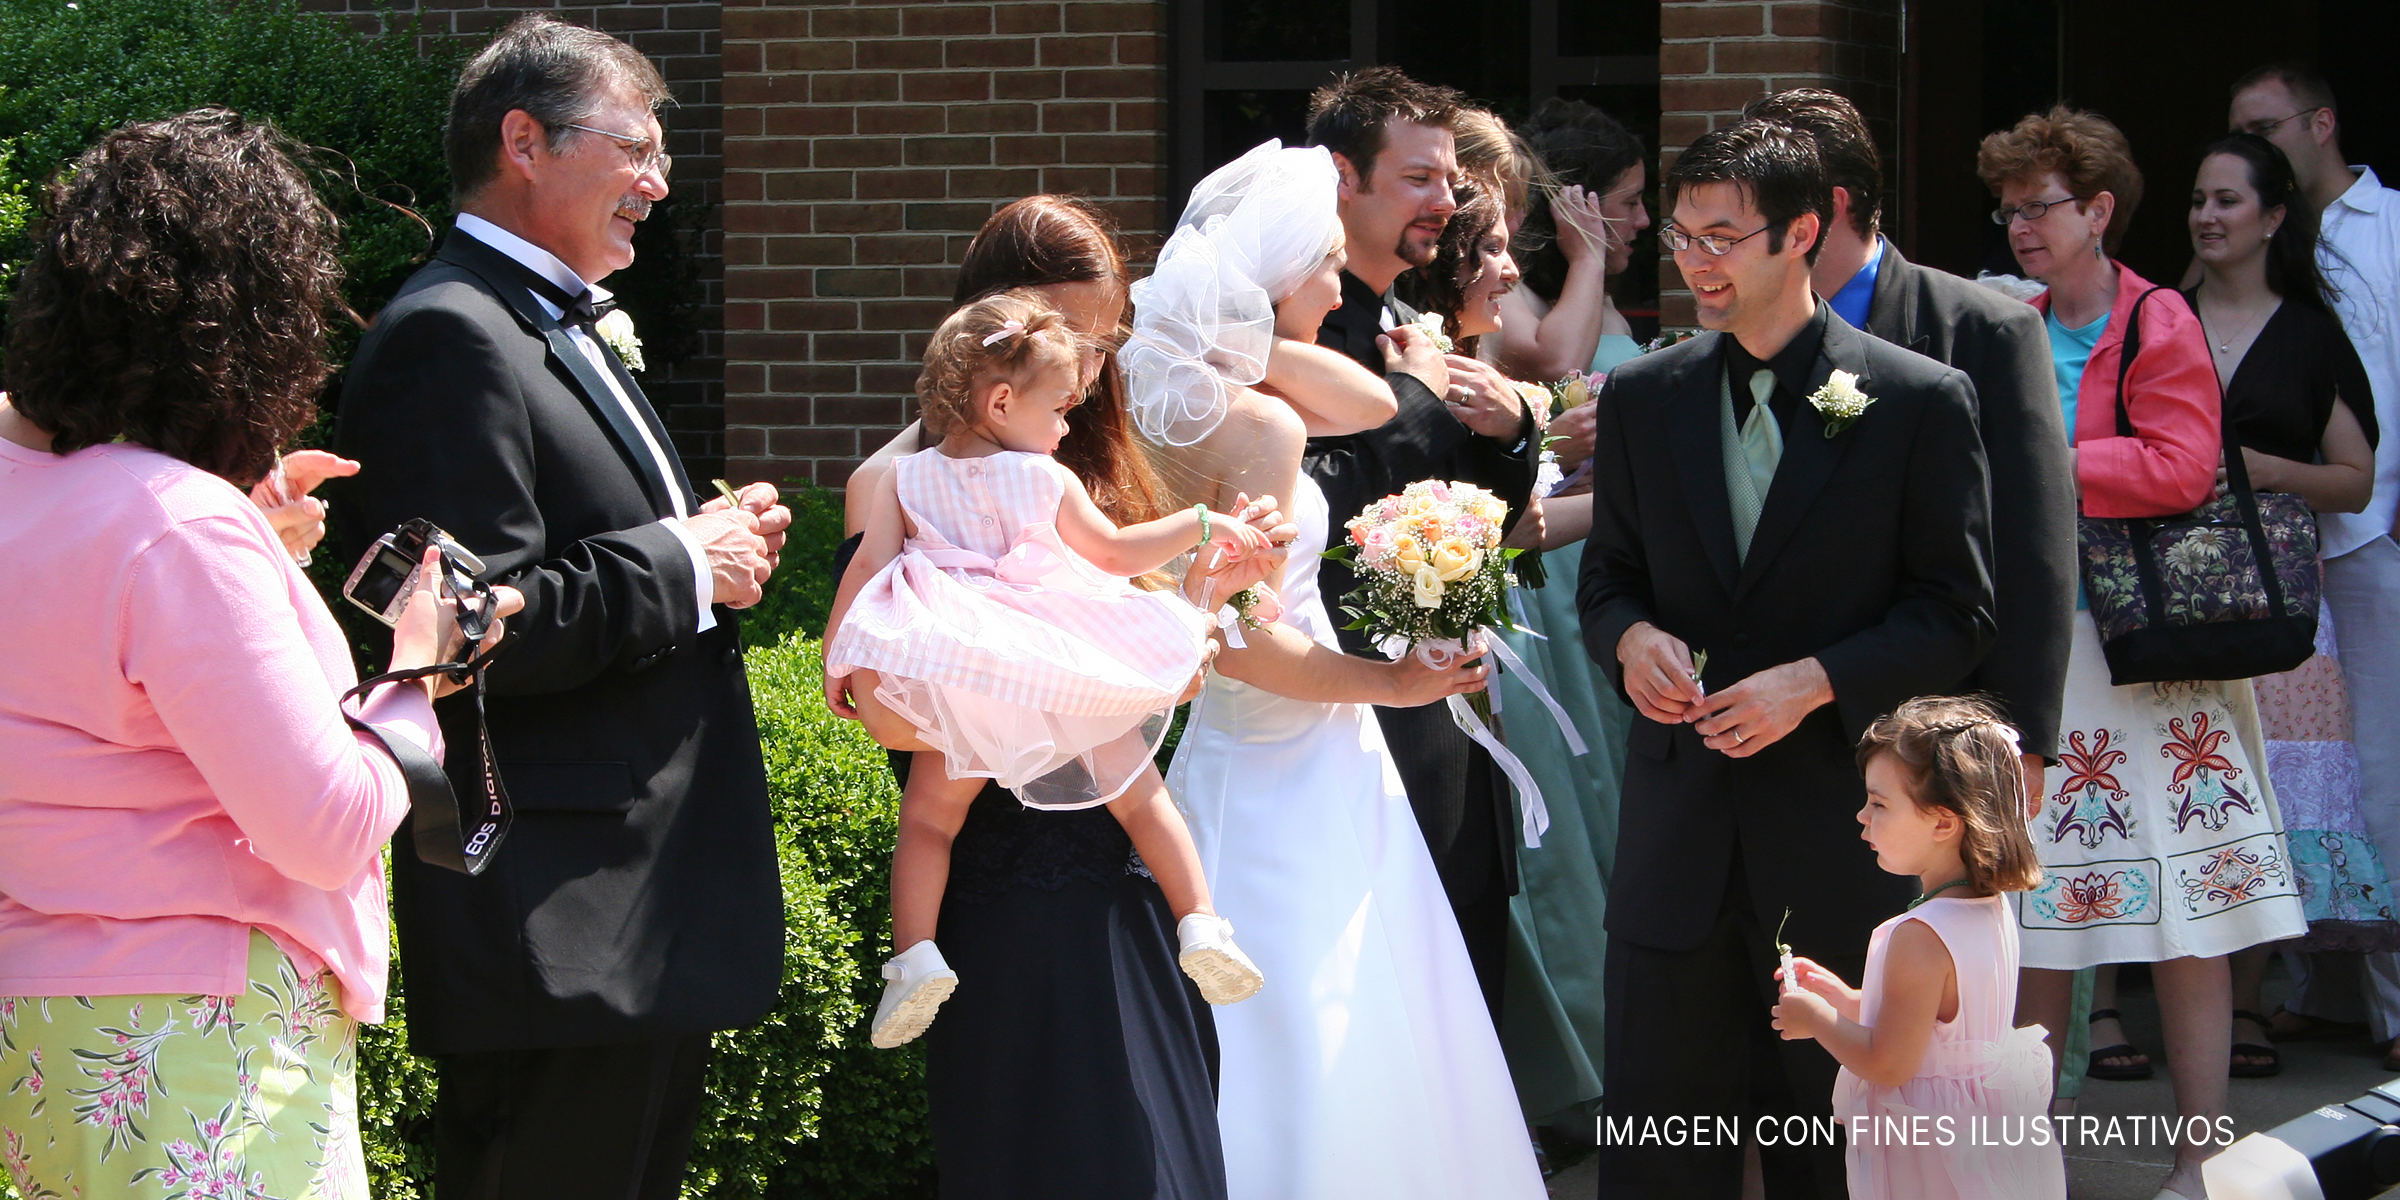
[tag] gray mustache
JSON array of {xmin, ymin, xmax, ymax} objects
[{"xmin": 617, "ymin": 196, "xmax": 653, "ymax": 222}]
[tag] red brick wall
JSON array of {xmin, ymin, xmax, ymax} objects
[
  {"xmin": 718, "ymin": 0, "xmax": 1167, "ymax": 488},
  {"xmin": 303, "ymin": 0, "xmax": 728, "ymax": 476},
  {"xmin": 1656, "ymin": 0, "xmax": 1900, "ymax": 325}
]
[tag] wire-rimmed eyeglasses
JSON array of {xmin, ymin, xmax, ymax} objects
[
  {"xmin": 2240, "ymin": 107, "xmax": 2327, "ymax": 138},
  {"xmin": 1991, "ymin": 195, "xmax": 2089, "ymax": 226},
  {"xmin": 1660, "ymin": 223, "xmax": 1770, "ymax": 256},
  {"xmin": 561, "ymin": 122, "xmax": 671, "ymax": 178}
]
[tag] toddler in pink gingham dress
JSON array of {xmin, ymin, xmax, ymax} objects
[
  {"xmin": 1773, "ymin": 697, "xmax": 2065, "ymax": 1200},
  {"xmin": 826, "ymin": 291, "xmax": 1272, "ymax": 1049}
]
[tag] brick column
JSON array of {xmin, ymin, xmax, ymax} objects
[
  {"xmin": 1656, "ymin": 0, "xmax": 1899, "ymax": 326},
  {"xmin": 720, "ymin": 0, "xmax": 1168, "ymax": 489}
]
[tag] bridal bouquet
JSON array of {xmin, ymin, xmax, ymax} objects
[
  {"xmin": 1324, "ymin": 481, "xmax": 1586, "ymax": 848},
  {"xmin": 1326, "ymin": 479, "xmax": 1519, "ymax": 649}
]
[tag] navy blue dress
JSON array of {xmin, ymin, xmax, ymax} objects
[{"xmin": 837, "ymin": 533, "xmax": 1226, "ymax": 1199}]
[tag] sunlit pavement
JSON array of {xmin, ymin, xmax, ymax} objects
[{"xmin": 1540, "ymin": 960, "xmax": 2400, "ymax": 1198}]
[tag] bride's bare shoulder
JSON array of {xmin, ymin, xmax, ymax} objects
[{"xmin": 1219, "ymin": 385, "xmax": 1306, "ymax": 442}]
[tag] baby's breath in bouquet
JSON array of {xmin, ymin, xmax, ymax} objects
[
  {"xmin": 1323, "ymin": 480, "xmax": 1521, "ymax": 719},
  {"xmin": 1322, "ymin": 480, "xmax": 1578, "ymax": 848}
]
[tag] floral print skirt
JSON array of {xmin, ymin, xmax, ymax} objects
[
  {"xmin": 2255, "ymin": 596, "xmax": 2400, "ymax": 952},
  {"xmin": 0, "ymin": 930, "xmax": 364, "ymax": 1200},
  {"xmin": 2018, "ymin": 612, "xmax": 2308, "ymax": 969}
]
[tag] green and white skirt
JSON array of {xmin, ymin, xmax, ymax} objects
[{"xmin": 0, "ymin": 930, "xmax": 365, "ymax": 1200}]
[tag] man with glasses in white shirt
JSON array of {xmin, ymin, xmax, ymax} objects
[{"xmin": 2229, "ymin": 61, "xmax": 2400, "ymax": 1053}]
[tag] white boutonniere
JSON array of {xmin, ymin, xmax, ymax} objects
[
  {"xmin": 595, "ymin": 309, "xmax": 646, "ymax": 373},
  {"xmin": 1807, "ymin": 369, "xmax": 1873, "ymax": 439},
  {"xmin": 1412, "ymin": 311, "xmax": 1454, "ymax": 353}
]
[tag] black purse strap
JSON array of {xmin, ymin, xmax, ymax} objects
[
  {"xmin": 340, "ymin": 643, "xmax": 513, "ymax": 876},
  {"xmin": 2113, "ymin": 287, "xmax": 2295, "ymax": 627}
]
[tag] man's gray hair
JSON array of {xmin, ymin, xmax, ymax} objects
[{"xmin": 445, "ymin": 13, "xmax": 669, "ymax": 200}]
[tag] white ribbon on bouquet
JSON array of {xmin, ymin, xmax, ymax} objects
[{"xmin": 1384, "ymin": 629, "xmax": 1587, "ymax": 848}]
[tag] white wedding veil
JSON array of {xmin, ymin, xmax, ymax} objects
[{"xmin": 1121, "ymin": 140, "xmax": 1343, "ymax": 447}]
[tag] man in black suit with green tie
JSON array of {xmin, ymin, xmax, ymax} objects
[{"xmin": 1578, "ymin": 120, "xmax": 1995, "ymax": 1198}]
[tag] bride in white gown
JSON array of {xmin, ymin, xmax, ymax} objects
[{"xmin": 1129, "ymin": 140, "xmax": 1547, "ymax": 1200}]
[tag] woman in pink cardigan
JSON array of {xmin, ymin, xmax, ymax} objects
[
  {"xmin": 0, "ymin": 110, "xmax": 511, "ymax": 1199},
  {"xmin": 1982, "ymin": 107, "xmax": 2305, "ymax": 1200}
]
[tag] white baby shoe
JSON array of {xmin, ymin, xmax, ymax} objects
[
  {"xmin": 869, "ymin": 939, "xmax": 959, "ymax": 1049},
  {"xmin": 1176, "ymin": 913, "xmax": 1264, "ymax": 1005}
]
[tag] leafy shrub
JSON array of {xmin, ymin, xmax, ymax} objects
[
  {"xmin": 0, "ymin": 0, "xmax": 464, "ymax": 345},
  {"xmin": 687, "ymin": 635, "xmax": 935, "ymax": 1197},
  {"xmin": 742, "ymin": 487, "xmax": 850, "ymax": 644}
]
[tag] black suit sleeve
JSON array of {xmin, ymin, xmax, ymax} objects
[
  {"xmin": 336, "ymin": 303, "xmax": 701, "ymax": 695},
  {"xmin": 1576, "ymin": 372, "xmax": 1650, "ymax": 699},
  {"xmin": 1813, "ymin": 371, "xmax": 1997, "ymax": 739},
  {"xmin": 1960, "ymin": 303, "xmax": 2076, "ymax": 757}
]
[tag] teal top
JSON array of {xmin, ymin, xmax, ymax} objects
[
  {"xmin": 2045, "ymin": 308, "xmax": 2109, "ymax": 446},
  {"xmin": 2046, "ymin": 307, "xmax": 2108, "ymax": 611},
  {"xmin": 1589, "ymin": 333, "xmax": 1643, "ymax": 375}
]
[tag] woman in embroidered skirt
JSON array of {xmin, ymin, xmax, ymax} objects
[
  {"xmin": 2184, "ymin": 132, "xmax": 2397, "ymax": 1074},
  {"xmin": 1981, "ymin": 108, "xmax": 2308, "ymax": 1200}
]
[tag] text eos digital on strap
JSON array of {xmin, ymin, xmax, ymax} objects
[{"xmin": 338, "ymin": 518, "xmax": 514, "ymax": 875}]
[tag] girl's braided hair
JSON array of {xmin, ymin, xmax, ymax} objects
[
  {"xmin": 916, "ymin": 289, "xmax": 1082, "ymax": 438},
  {"xmin": 1855, "ymin": 695, "xmax": 2045, "ymax": 895}
]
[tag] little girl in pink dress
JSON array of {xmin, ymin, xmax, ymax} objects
[
  {"xmin": 1773, "ymin": 697, "xmax": 2065, "ymax": 1200},
  {"xmin": 825, "ymin": 291, "xmax": 1271, "ymax": 1049}
]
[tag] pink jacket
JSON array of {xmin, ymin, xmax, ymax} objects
[
  {"xmin": 0, "ymin": 439, "xmax": 436, "ymax": 1021},
  {"xmin": 2036, "ymin": 264, "xmax": 2223, "ymax": 518}
]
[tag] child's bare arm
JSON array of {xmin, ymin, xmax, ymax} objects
[
  {"xmin": 1053, "ymin": 465, "xmax": 1265, "ymax": 577},
  {"xmin": 1781, "ymin": 956, "xmax": 1863, "ymax": 1025},
  {"xmin": 1772, "ymin": 920, "xmax": 1953, "ymax": 1088},
  {"xmin": 823, "ymin": 472, "xmax": 909, "ymax": 715}
]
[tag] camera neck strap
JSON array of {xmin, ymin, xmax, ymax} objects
[{"xmin": 341, "ymin": 639, "xmax": 512, "ymax": 876}]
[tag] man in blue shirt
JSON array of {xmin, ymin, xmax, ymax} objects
[{"xmin": 1744, "ymin": 89, "xmax": 2077, "ymax": 813}]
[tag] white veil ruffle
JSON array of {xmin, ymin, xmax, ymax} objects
[{"xmin": 1122, "ymin": 140, "xmax": 1342, "ymax": 447}]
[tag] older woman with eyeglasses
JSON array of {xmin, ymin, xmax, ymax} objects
[{"xmin": 1981, "ymin": 106, "xmax": 2306, "ymax": 1200}]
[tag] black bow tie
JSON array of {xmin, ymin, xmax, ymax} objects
[
  {"xmin": 518, "ymin": 270, "xmax": 617, "ymax": 329},
  {"xmin": 564, "ymin": 292, "xmax": 618, "ymax": 327}
]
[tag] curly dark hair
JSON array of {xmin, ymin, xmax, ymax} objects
[
  {"xmin": 1392, "ymin": 185, "xmax": 1505, "ymax": 357},
  {"xmin": 7, "ymin": 108, "xmax": 342, "ymax": 487}
]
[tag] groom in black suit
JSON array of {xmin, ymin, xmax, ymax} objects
[
  {"xmin": 1578, "ymin": 121, "xmax": 1994, "ymax": 1198},
  {"xmin": 1301, "ymin": 68, "xmax": 1537, "ymax": 1020},
  {"xmin": 334, "ymin": 16, "xmax": 787, "ymax": 1198}
]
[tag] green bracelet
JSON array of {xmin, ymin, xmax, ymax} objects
[{"xmin": 1193, "ymin": 503, "xmax": 1211, "ymax": 550}]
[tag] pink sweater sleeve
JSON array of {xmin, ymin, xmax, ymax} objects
[
  {"xmin": 118, "ymin": 513, "xmax": 425, "ymax": 892},
  {"xmin": 2076, "ymin": 293, "xmax": 2223, "ymax": 518}
]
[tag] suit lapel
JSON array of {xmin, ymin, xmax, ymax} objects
[
  {"xmin": 600, "ymin": 344, "xmax": 695, "ymax": 508},
  {"xmin": 1663, "ymin": 334, "xmax": 1742, "ymax": 594},
  {"xmin": 1734, "ymin": 315, "xmax": 1869, "ymax": 599},
  {"xmin": 436, "ymin": 233, "xmax": 679, "ymax": 519},
  {"xmin": 1862, "ymin": 241, "xmax": 1931, "ymax": 355}
]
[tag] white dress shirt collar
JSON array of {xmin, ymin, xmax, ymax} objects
[
  {"xmin": 453, "ymin": 213, "xmax": 616, "ymax": 314},
  {"xmin": 2333, "ymin": 166, "xmax": 2390, "ymax": 216}
]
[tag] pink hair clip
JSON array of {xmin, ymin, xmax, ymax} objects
[{"xmin": 980, "ymin": 319, "xmax": 1026, "ymax": 347}]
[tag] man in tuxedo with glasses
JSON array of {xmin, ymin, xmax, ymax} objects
[{"xmin": 335, "ymin": 15, "xmax": 787, "ymax": 1197}]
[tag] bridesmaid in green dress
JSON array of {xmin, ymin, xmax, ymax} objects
[{"xmin": 1487, "ymin": 100, "xmax": 1653, "ymax": 1136}]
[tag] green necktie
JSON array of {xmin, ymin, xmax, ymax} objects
[{"xmin": 1724, "ymin": 368, "xmax": 1783, "ymax": 562}]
